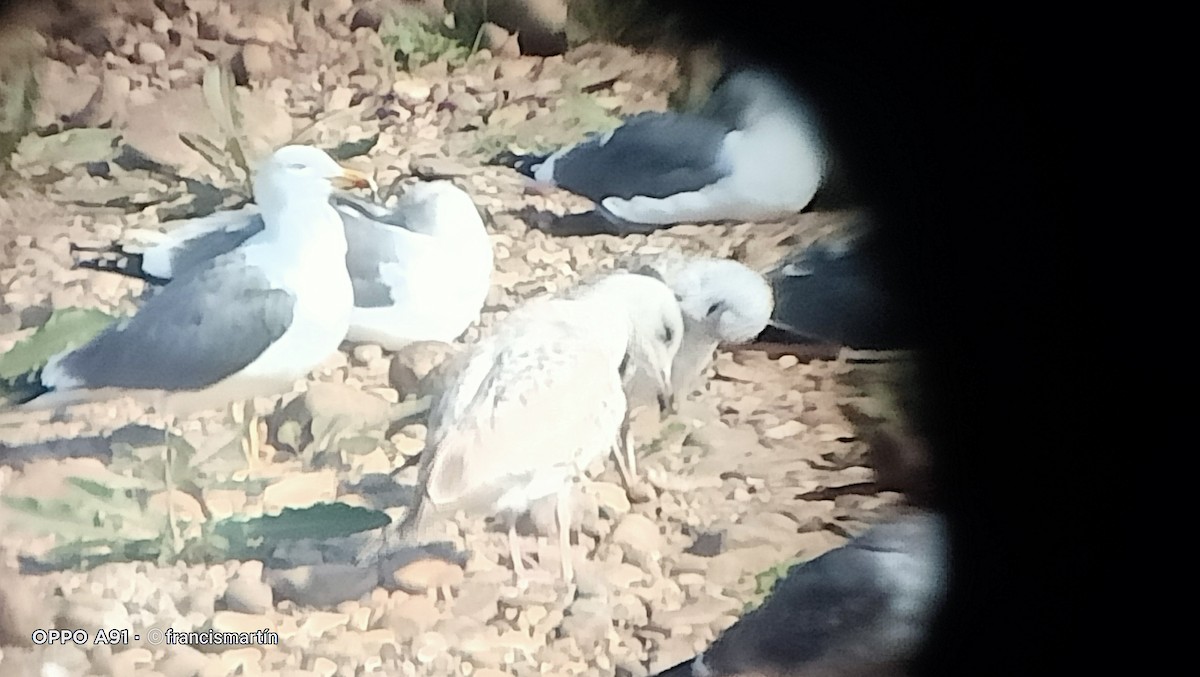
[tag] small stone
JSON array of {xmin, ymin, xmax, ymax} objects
[
  {"xmin": 392, "ymin": 78, "xmax": 432, "ymax": 108},
  {"xmin": 298, "ymin": 611, "xmax": 350, "ymax": 639},
  {"xmin": 560, "ymin": 596, "xmax": 613, "ymax": 650},
  {"xmin": 385, "ymin": 594, "xmax": 441, "ymax": 640},
  {"xmin": 262, "ymin": 470, "xmax": 338, "ymax": 511},
  {"xmin": 222, "ymin": 570, "xmax": 273, "ymax": 614},
  {"xmin": 388, "ymin": 340, "xmax": 460, "ymax": 398},
  {"xmin": 239, "ymin": 43, "xmax": 272, "ymax": 80},
  {"xmin": 350, "ymin": 6, "xmax": 383, "ymax": 31},
  {"xmin": 410, "ymin": 156, "xmax": 472, "ymax": 179},
  {"xmin": 391, "ymin": 557, "xmax": 464, "ymax": 594},
  {"xmin": 312, "ymin": 656, "xmax": 338, "ymax": 677},
  {"xmin": 451, "ymin": 582, "xmax": 502, "ymax": 623},
  {"xmin": 138, "ymin": 42, "xmax": 166, "ymax": 64},
  {"xmin": 611, "ymin": 513, "xmax": 664, "ymax": 567},
  {"xmin": 764, "ymin": 420, "xmax": 806, "ymax": 440},
  {"xmin": 445, "ymin": 91, "xmax": 482, "ymax": 113},
  {"xmin": 352, "ymin": 343, "xmax": 383, "ymax": 365},
  {"xmin": 585, "ymin": 481, "xmax": 630, "ymax": 517},
  {"xmin": 414, "ymin": 631, "xmax": 449, "ymax": 663}
]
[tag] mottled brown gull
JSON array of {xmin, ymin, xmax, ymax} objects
[{"xmin": 400, "ymin": 272, "xmax": 684, "ymax": 583}]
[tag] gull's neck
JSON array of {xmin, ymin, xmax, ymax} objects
[{"xmin": 252, "ymin": 181, "xmax": 347, "ymax": 261}]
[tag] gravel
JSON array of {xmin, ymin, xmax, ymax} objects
[{"xmin": 0, "ymin": 1, "xmax": 910, "ymax": 675}]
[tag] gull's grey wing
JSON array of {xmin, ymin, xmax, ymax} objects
[
  {"xmin": 689, "ymin": 514, "xmax": 945, "ymax": 677},
  {"xmin": 163, "ymin": 214, "xmax": 264, "ymax": 276},
  {"xmin": 550, "ymin": 112, "xmax": 734, "ymax": 201},
  {"xmin": 340, "ymin": 214, "xmax": 408, "ymax": 308},
  {"xmin": 51, "ymin": 253, "xmax": 294, "ymax": 392}
]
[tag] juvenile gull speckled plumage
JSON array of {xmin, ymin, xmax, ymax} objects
[
  {"xmin": 497, "ymin": 66, "xmax": 827, "ymax": 233},
  {"xmin": 74, "ymin": 180, "xmax": 494, "ymax": 351},
  {"xmin": 400, "ymin": 273, "xmax": 684, "ymax": 582},
  {"xmin": 21, "ymin": 145, "xmax": 368, "ymax": 414}
]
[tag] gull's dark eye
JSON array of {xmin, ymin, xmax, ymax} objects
[
  {"xmin": 287, "ymin": 163, "xmax": 307, "ymax": 170},
  {"xmin": 661, "ymin": 324, "xmax": 674, "ymax": 344},
  {"xmin": 707, "ymin": 302, "xmax": 721, "ymax": 316}
]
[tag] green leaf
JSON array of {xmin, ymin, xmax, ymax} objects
[
  {"xmin": 12, "ymin": 128, "xmax": 120, "ymax": 171},
  {"xmin": 379, "ymin": 8, "xmax": 472, "ymax": 72},
  {"xmin": 66, "ymin": 477, "xmax": 117, "ymax": 500},
  {"xmin": 328, "ymin": 133, "xmax": 381, "ymax": 161},
  {"xmin": 202, "ymin": 64, "xmax": 235, "ymax": 139},
  {"xmin": 0, "ymin": 307, "xmax": 116, "ymax": 380},
  {"xmin": 212, "ymin": 502, "xmax": 390, "ymax": 557},
  {"xmin": 337, "ymin": 435, "xmax": 381, "ymax": 456}
]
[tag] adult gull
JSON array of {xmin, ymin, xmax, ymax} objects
[
  {"xmin": 652, "ymin": 512, "xmax": 947, "ymax": 677},
  {"xmin": 74, "ymin": 180, "xmax": 494, "ymax": 351},
  {"xmin": 399, "ymin": 272, "xmax": 684, "ymax": 583},
  {"xmin": 765, "ymin": 236, "xmax": 914, "ymax": 350},
  {"xmin": 21, "ymin": 145, "xmax": 369, "ymax": 419},
  {"xmin": 495, "ymin": 66, "xmax": 828, "ymax": 235}
]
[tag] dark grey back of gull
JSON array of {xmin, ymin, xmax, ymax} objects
[
  {"xmin": 552, "ymin": 112, "xmax": 733, "ymax": 202},
  {"xmin": 768, "ymin": 239, "xmax": 912, "ymax": 350},
  {"xmin": 654, "ymin": 514, "xmax": 945, "ymax": 677},
  {"xmin": 56, "ymin": 254, "xmax": 294, "ymax": 391}
]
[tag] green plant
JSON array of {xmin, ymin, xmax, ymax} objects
[
  {"xmin": 379, "ymin": 6, "xmax": 476, "ymax": 73},
  {"xmin": 0, "ymin": 307, "xmax": 116, "ymax": 405},
  {"xmin": 2, "ymin": 455, "xmax": 391, "ymax": 570},
  {"xmin": 459, "ymin": 90, "xmax": 621, "ymax": 160},
  {"xmin": 179, "ymin": 64, "xmax": 253, "ymax": 194},
  {"xmin": 744, "ymin": 557, "xmax": 800, "ymax": 612}
]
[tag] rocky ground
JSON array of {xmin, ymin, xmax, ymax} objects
[{"xmin": 1, "ymin": 1, "xmax": 913, "ymax": 675}]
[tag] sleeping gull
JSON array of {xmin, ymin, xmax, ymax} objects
[
  {"xmin": 766, "ymin": 236, "xmax": 914, "ymax": 350},
  {"xmin": 621, "ymin": 252, "xmax": 774, "ymax": 398},
  {"xmin": 495, "ymin": 65, "xmax": 827, "ymax": 235},
  {"xmin": 20, "ymin": 146, "xmax": 369, "ymax": 429},
  {"xmin": 399, "ymin": 272, "xmax": 684, "ymax": 583},
  {"xmin": 74, "ymin": 180, "xmax": 493, "ymax": 351},
  {"xmin": 652, "ymin": 512, "xmax": 947, "ymax": 677}
]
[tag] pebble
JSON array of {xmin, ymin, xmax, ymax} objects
[
  {"xmin": 2, "ymin": 30, "xmax": 900, "ymax": 677},
  {"xmin": 138, "ymin": 42, "xmax": 166, "ymax": 64},
  {"xmin": 611, "ymin": 513, "xmax": 664, "ymax": 568},
  {"xmin": 391, "ymin": 558, "xmax": 465, "ymax": 594},
  {"xmin": 222, "ymin": 569, "xmax": 273, "ymax": 615}
]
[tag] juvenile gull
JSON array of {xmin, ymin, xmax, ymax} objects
[
  {"xmin": 495, "ymin": 66, "xmax": 827, "ymax": 234},
  {"xmin": 20, "ymin": 145, "xmax": 369, "ymax": 416},
  {"xmin": 652, "ymin": 512, "xmax": 947, "ymax": 677},
  {"xmin": 400, "ymin": 273, "xmax": 683, "ymax": 582},
  {"xmin": 621, "ymin": 252, "xmax": 774, "ymax": 399},
  {"xmin": 74, "ymin": 180, "xmax": 493, "ymax": 351}
]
